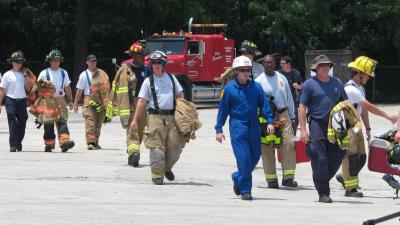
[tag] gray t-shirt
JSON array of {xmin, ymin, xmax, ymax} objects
[
  {"xmin": 252, "ymin": 62, "xmax": 265, "ymax": 80},
  {"xmin": 138, "ymin": 73, "xmax": 183, "ymax": 110}
]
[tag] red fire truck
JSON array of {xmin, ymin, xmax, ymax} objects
[{"xmin": 122, "ymin": 18, "xmax": 235, "ymax": 102}]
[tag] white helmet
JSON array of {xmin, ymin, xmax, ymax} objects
[
  {"xmin": 232, "ymin": 55, "xmax": 252, "ymax": 69},
  {"xmin": 332, "ymin": 110, "xmax": 347, "ymax": 133}
]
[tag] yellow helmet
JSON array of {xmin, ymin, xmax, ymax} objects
[{"xmin": 348, "ymin": 56, "xmax": 378, "ymax": 77}]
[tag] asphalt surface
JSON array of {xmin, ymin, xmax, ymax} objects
[{"xmin": 0, "ymin": 105, "xmax": 399, "ymax": 225}]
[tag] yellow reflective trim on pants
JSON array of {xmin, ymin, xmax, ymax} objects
[
  {"xmin": 128, "ymin": 143, "xmax": 140, "ymax": 151},
  {"xmin": 151, "ymin": 172, "xmax": 164, "ymax": 179},
  {"xmin": 265, "ymin": 174, "xmax": 278, "ymax": 179},
  {"xmin": 119, "ymin": 109, "xmax": 130, "ymax": 116},
  {"xmin": 344, "ymin": 178, "xmax": 359, "ymax": 188},
  {"xmin": 327, "ymin": 128, "xmax": 335, "ymax": 136},
  {"xmin": 283, "ymin": 170, "xmax": 295, "ymax": 175}
]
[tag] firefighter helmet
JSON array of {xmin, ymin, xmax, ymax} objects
[
  {"xmin": 126, "ymin": 42, "xmax": 146, "ymax": 56},
  {"xmin": 46, "ymin": 49, "xmax": 63, "ymax": 62},
  {"xmin": 348, "ymin": 56, "xmax": 378, "ymax": 77},
  {"xmin": 332, "ymin": 110, "xmax": 347, "ymax": 133},
  {"xmin": 7, "ymin": 50, "xmax": 25, "ymax": 63},
  {"xmin": 150, "ymin": 50, "xmax": 167, "ymax": 64},
  {"xmin": 388, "ymin": 144, "xmax": 400, "ymax": 165},
  {"xmin": 232, "ymin": 56, "xmax": 252, "ymax": 69},
  {"xmin": 240, "ymin": 40, "xmax": 262, "ymax": 56}
]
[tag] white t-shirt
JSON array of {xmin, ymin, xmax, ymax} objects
[
  {"xmin": 38, "ymin": 68, "xmax": 71, "ymax": 97},
  {"xmin": 138, "ymin": 73, "xmax": 183, "ymax": 110},
  {"xmin": 255, "ymin": 71, "xmax": 295, "ymax": 120},
  {"xmin": 344, "ymin": 79, "xmax": 365, "ymax": 114},
  {"xmin": 0, "ymin": 70, "xmax": 27, "ymax": 99},
  {"xmin": 76, "ymin": 69, "xmax": 93, "ymax": 96}
]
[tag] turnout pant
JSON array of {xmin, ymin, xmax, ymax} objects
[
  {"xmin": 306, "ymin": 119, "xmax": 345, "ymax": 196},
  {"xmin": 143, "ymin": 114, "xmax": 184, "ymax": 180},
  {"xmin": 83, "ymin": 96, "xmax": 105, "ymax": 145},
  {"xmin": 339, "ymin": 130, "xmax": 366, "ymax": 190},
  {"xmin": 127, "ymin": 98, "xmax": 146, "ymax": 155},
  {"xmin": 262, "ymin": 111, "xmax": 296, "ymax": 182},
  {"xmin": 5, "ymin": 97, "xmax": 28, "ymax": 149}
]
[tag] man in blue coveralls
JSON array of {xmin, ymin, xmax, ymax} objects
[
  {"xmin": 298, "ymin": 55, "xmax": 348, "ymax": 203},
  {"xmin": 215, "ymin": 55, "xmax": 275, "ymax": 200}
]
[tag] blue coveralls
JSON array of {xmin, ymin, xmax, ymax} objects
[
  {"xmin": 215, "ymin": 79, "xmax": 274, "ymax": 195},
  {"xmin": 299, "ymin": 77, "xmax": 348, "ymax": 196}
]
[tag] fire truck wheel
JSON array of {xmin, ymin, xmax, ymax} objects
[{"xmin": 176, "ymin": 75, "xmax": 193, "ymax": 101}]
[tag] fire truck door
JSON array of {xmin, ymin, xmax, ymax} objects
[{"xmin": 187, "ymin": 41, "xmax": 204, "ymax": 78}]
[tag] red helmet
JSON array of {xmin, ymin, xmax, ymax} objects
[{"xmin": 125, "ymin": 42, "xmax": 146, "ymax": 56}]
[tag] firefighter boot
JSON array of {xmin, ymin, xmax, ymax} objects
[
  {"xmin": 44, "ymin": 146, "xmax": 53, "ymax": 152},
  {"xmin": 61, "ymin": 140, "xmax": 75, "ymax": 153},
  {"xmin": 268, "ymin": 181, "xmax": 279, "ymax": 189},
  {"xmin": 241, "ymin": 193, "xmax": 253, "ymax": 201},
  {"xmin": 128, "ymin": 152, "xmax": 140, "ymax": 167},
  {"xmin": 336, "ymin": 174, "xmax": 345, "ymax": 189},
  {"xmin": 345, "ymin": 189, "xmax": 364, "ymax": 197},
  {"xmin": 318, "ymin": 194, "xmax": 332, "ymax": 203},
  {"xmin": 282, "ymin": 178, "xmax": 298, "ymax": 188},
  {"xmin": 10, "ymin": 147, "xmax": 17, "ymax": 152},
  {"xmin": 94, "ymin": 143, "xmax": 102, "ymax": 150},
  {"xmin": 152, "ymin": 178, "xmax": 164, "ymax": 185},
  {"xmin": 87, "ymin": 142, "xmax": 96, "ymax": 150},
  {"xmin": 232, "ymin": 174, "xmax": 240, "ymax": 195},
  {"xmin": 165, "ymin": 171, "xmax": 175, "ymax": 181}
]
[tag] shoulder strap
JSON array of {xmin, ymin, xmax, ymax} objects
[
  {"xmin": 149, "ymin": 75, "xmax": 159, "ymax": 110},
  {"xmin": 46, "ymin": 69, "xmax": 50, "ymax": 81},
  {"xmin": 85, "ymin": 70, "xmax": 92, "ymax": 87},
  {"xmin": 60, "ymin": 69, "xmax": 65, "ymax": 90},
  {"xmin": 168, "ymin": 73, "xmax": 176, "ymax": 111}
]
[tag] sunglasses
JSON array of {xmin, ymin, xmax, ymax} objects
[
  {"xmin": 151, "ymin": 61, "xmax": 164, "ymax": 65},
  {"xmin": 237, "ymin": 68, "xmax": 251, "ymax": 72}
]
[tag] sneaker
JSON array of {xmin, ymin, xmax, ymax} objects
[
  {"xmin": 152, "ymin": 178, "xmax": 163, "ymax": 185},
  {"xmin": 336, "ymin": 174, "xmax": 345, "ymax": 189},
  {"xmin": 128, "ymin": 152, "xmax": 140, "ymax": 167},
  {"xmin": 87, "ymin": 143, "xmax": 96, "ymax": 150},
  {"xmin": 318, "ymin": 194, "xmax": 332, "ymax": 203},
  {"xmin": 345, "ymin": 189, "xmax": 364, "ymax": 197},
  {"xmin": 233, "ymin": 181, "xmax": 240, "ymax": 196},
  {"xmin": 268, "ymin": 181, "xmax": 279, "ymax": 189},
  {"xmin": 61, "ymin": 140, "xmax": 75, "ymax": 153},
  {"xmin": 241, "ymin": 193, "xmax": 253, "ymax": 200},
  {"xmin": 44, "ymin": 146, "xmax": 53, "ymax": 152},
  {"xmin": 165, "ymin": 171, "xmax": 175, "ymax": 181},
  {"xmin": 10, "ymin": 147, "xmax": 17, "ymax": 152},
  {"xmin": 282, "ymin": 178, "xmax": 298, "ymax": 187}
]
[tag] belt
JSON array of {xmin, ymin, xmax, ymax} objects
[
  {"xmin": 277, "ymin": 107, "xmax": 287, "ymax": 114},
  {"xmin": 6, "ymin": 96, "xmax": 26, "ymax": 102},
  {"xmin": 148, "ymin": 108, "xmax": 174, "ymax": 115}
]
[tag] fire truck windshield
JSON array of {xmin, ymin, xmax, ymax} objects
[{"xmin": 146, "ymin": 41, "xmax": 185, "ymax": 55}]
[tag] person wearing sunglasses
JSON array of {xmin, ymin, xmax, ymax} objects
[
  {"xmin": 256, "ymin": 55, "xmax": 298, "ymax": 189},
  {"xmin": 0, "ymin": 50, "xmax": 33, "ymax": 152},
  {"xmin": 335, "ymin": 56, "xmax": 398, "ymax": 198},
  {"xmin": 215, "ymin": 55, "xmax": 274, "ymax": 200}
]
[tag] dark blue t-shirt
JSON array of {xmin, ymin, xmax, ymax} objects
[
  {"xmin": 131, "ymin": 64, "xmax": 152, "ymax": 97},
  {"xmin": 280, "ymin": 68, "xmax": 302, "ymax": 104},
  {"xmin": 299, "ymin": 76, "xmax": 348, "ymax": 122}
]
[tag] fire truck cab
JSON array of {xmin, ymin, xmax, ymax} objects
[{"xmin": 144, "ymin": 18, "xmax": 235, "ymax": 102}]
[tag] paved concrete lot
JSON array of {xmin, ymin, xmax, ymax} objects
[{"xmin": 0, "ymin": 105, "xmax": 399, "ymax": 225}]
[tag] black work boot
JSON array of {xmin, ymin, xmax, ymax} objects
[
  {"xmin": 61, "ymin": 140, "xmax": 75, "ymax": 153},
  {"xmin": 345, "ymin": 189, "xmax": 363, "ymax": 197},
  {"xmin": 241, "ymin": 193, "xmax": 253, "ymax": 200},
  {"xmin": 165, "ymin": 171, "xmax": 175, "ymax": 181},
  {"xmin": 10, "ymin": 147, "xmax": 17, "ymax": 152},
  {"xmin": 152, "ymin": 178, "xmax": 164, "ymax": 185},
  {"xmin": 17, "ymin": 144, "xmax": 22, "ymax": 152},
  {"xmin": 268, "ymin": 181, "xmax": 279, "ymax": 189},
  {"xmin": 94, "ymin": 143, "xmax": 102, "ymax": 150},
  {"xmin": 336, "ymin": 174, "xmax": 345, "ymax": 189},
  {"xmin": 233, "ymin": 182, "xmax": 240, "ymax": 196},
  {"xmin": 318, "ymin": 194, "xmax": 332, "ymax": 203},
  {"xmin": 44, "ymin": 146, "xmax": 53, "ymax": 152},
  {"xmin": 282, "ymin": 178, "xmax": 298, "ymax": 188},
  {"xmin": 128, "ymin": 152, "xmax": 140, "ymax": 167}
]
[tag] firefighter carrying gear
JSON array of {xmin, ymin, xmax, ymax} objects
[
  {"xmin": 348, "ymin": 56, "xmax": 378, "ymax": 77},
  {"xmin": 174, "ymin": 98, "xmax": 202, "ymax": 144},
  {"xmin": 29, "ymin": 80, "xmax": 60, "ymax": 125},
  {"xmin": 327, "ymin": 100, "xmax": 362, "ymax": 150},
  {"xmin": 82, "ymin": 69, "xmax": 110, "ymax": 147}
]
